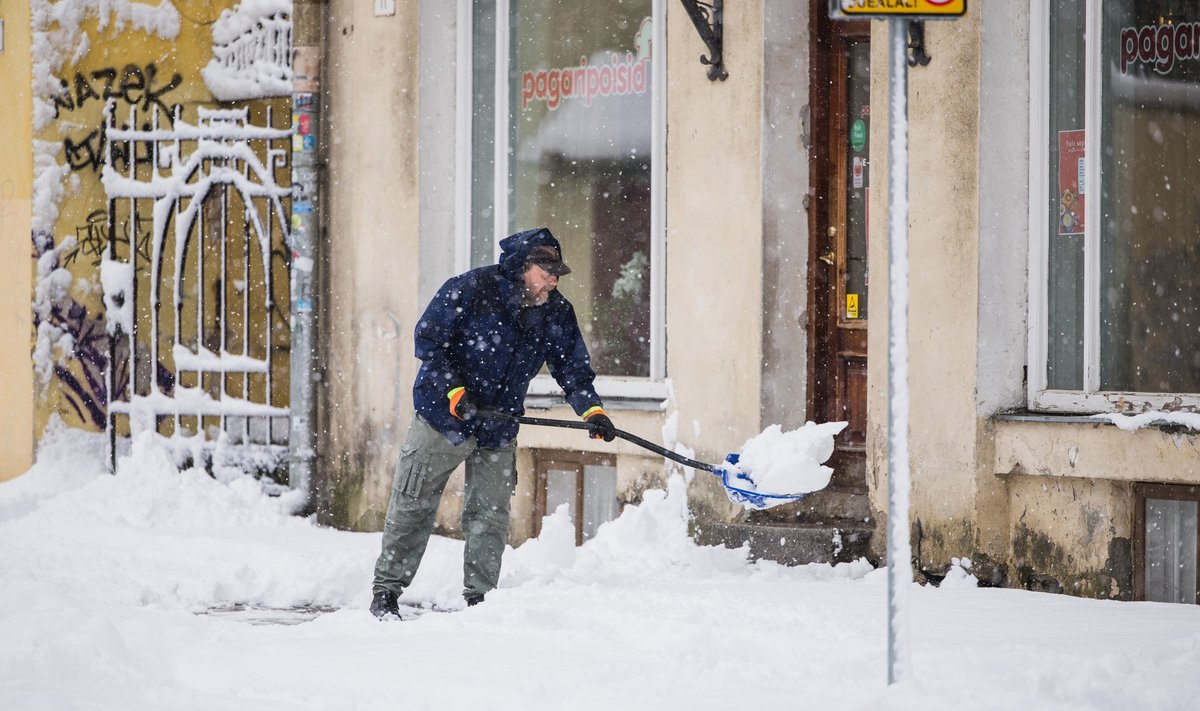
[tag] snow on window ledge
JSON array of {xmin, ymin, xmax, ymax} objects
[
  {"xmin": 1089, "ymin": 411, "xmax": 1200, "ymax": 433},
  {"xmin": 995, "ymin": 410, "xmax": 1200, "ymax": 434}
]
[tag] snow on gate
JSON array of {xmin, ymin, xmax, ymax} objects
[{"xmin": 99, "ymin": 101, "xmax": 293, "ymax": 478}]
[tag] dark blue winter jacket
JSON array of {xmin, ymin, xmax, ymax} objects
[{"xmin": 412, "ymin": 228, "xmax": 603, "ymax": 448}]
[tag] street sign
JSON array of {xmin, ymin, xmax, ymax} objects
[{"xmin": 830, "ymin": 0, "xmax": 966, "ymax": 20}]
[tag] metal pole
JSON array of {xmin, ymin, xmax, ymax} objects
[
  {"xmin": 886, "ymin": 17, "xmax": 912, "ymax": 686},
  {"xmin": 289, "ymin": 0, "xmax": 323, "ymax": 513}
]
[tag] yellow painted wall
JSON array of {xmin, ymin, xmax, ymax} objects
[
  {"xmin": 0, "ymin": 0, "xmax": 35, "ymax": 480},
  {"xmin": 32, "ymin": 2, "xmax": 231, "ymax": 440},
  {"xmin": 28, "ymin": 1, "xmax": 292, "ymax": 469}
]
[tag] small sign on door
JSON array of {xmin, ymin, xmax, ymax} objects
[{"xmin": 847, "ymin": 293, "xmax": 860, "ymax": 319}]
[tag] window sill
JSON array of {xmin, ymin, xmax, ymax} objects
[
  {"xmin": 994, "ymin": 411, "xmax": 1106, "ymax": 426},
  {"xmin": 526, "ymin": 375, "xmax": 668, "ymax": 412},
  {"xmin": 524, "ymin": 394, "xmax": 667, "ymax": 413},
  {"xmin": 995, "ymin": 410, "xmax": 1200, "ymax": 434}
]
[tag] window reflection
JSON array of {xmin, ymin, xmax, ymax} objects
[{"xmin": 506, "ymin": 2, "xmax": 654, "ymax": 377}]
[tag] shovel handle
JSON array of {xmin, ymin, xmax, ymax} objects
[{"xmin": 476, "ymin": 409, "xmax": 717, "ymax": 473}]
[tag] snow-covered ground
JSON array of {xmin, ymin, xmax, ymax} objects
[{"xmin": 3, "ymin": 423, "xmax": 1199, "ymax": 711}]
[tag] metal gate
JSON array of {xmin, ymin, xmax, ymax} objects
[{"xmin": 101, "ymin": 101, "xmax": 292, "ymax": 477}]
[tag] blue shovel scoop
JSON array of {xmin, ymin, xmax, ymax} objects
[{"xmin": 476, "ymin": 409, "xmax": 807, "ymax": 510}]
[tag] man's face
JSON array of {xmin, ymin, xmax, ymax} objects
[{"xmin": 522, "ymin": 263, "xmax": 559, "ymax": 305}]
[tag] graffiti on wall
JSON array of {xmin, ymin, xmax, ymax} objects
[
  {"xmin": 31, "ymin": 0, "xmax": 187, "ymax": 434},
  {"xmin": 31, "ymin": 232, "xmax": 133, "ymax": 429},
  {"xmin": 63, "ymin": 209, "xmax": 153, "ymax": 269},
  {"xmin": 51, "ymin": 63, "xmax": 183, "ymax": 173},
  {"xmin": 32, "ymin": 58, "xmax": 182, "ymax": 431},
  {"xmin": 30, "ymin": 0, "xmax": 295, "ymax": 476}
]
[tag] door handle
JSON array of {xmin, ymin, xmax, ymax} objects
[{"xmin": 818, "ymin": 251, "xmax": 835, "ymax": 266}]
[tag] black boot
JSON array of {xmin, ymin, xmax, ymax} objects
[
  {"xmin": 465, "ymin": 593, "xmax": 485, "ymax": 607},
  {"xmin": 370, "ymin": 589, "xmax": 400, "ymax": 619}
]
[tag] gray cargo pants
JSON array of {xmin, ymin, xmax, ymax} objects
[{"xmin": 372, "ymin": 414, "xmax": 518, "ymax": 599}]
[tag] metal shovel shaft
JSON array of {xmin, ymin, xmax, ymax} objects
[{"xmin": 476, "ymin": 409, "xmax": 717, "ymax": 472}]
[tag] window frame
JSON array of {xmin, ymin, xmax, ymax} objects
[
  {"xmin": 531, "ymin": 448, "xmax": 619, "ymax": 545},
  {"xmin": 1133, "ymin": 483, "xmax": 1200, "ymax": 604},
  {"xmin": 456, "ymin": 0, "xmax": 668, "ymax": 401},
  {"xmin": 1028, "ymin": 1, "xmax": 1200, "ymax": 413}
]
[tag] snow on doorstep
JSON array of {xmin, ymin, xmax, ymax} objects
[{"xmin": 722, "ymin": 421, "xmax": 847, "ymax": 507}]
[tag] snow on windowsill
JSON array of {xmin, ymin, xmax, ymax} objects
[
  {"xmin": 995, "ymin": 410, "xmax": 1200, "ymax": 434},
  {"xmin": 1089, "ymin": 410, "xmax": 1200, "ymax": 433}
]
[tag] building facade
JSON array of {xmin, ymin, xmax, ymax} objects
[{"xmin": 4, "ymin": 0, "xmax": 1197, "ymax": 604}]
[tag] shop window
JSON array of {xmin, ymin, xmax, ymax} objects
[
  {"xmin": 532, "ymin": 449, "xmax": 619, "ymax": 545},
  {"xmin": 1134, "ymin": 484, "xmax": 1200, "ymax": 604},
  {"xmin": 1031, "ymin": 0, "xmax": 1200, "ymax": 411},
  {"xmin": 464, "ymin": 0, "xmax": 664, "ymax": 385}
]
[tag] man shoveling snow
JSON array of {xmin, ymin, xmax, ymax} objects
[{"xmin": 370, "ymin": 228, "xmax": 617, "ymax": 619}]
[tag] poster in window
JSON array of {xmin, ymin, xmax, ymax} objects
[{"xmin": 1058, "ymin": 129, "xmax": 1084, "ymax": 236}]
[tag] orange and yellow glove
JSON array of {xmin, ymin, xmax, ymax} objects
[
  {"xmin": 448, "ymin": 387, "xmax": 477, "ymax": 421},
  {"xmin": 583, "ymin": 406, "xmax": 616, "ymax": 442}
]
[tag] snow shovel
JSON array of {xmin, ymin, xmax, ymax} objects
[{"xmin": 474, "ymin": 409, "xmax": 806, "ymax": 510}]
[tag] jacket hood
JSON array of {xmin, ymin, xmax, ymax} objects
[{"xmin": 498, "ymin": 227, "xmax": 563, "ymax": 280}]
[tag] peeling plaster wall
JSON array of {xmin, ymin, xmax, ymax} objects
[
  {"xmin": 970, "ymin": 0, "xmax": 1031, "ymax": 579},
  {"xmin": 861, "ymin": 2, "xmax": 1174, "ymax": 600},
  {"xmin": 318, "ymin": 0, "xmax": 421, "ymax": 530},
  {"xmin": 992, "ymin": 420, "xmax": 1200, "ymax": 599},
  {"xmin": 865, "ymin": 16, "xmax": 986, "ymax": 572},
  {"xmin": 1007, "ymin": 474, "xmax": 1133, "ymax": 599},
  {"xmin": 995, "ymin": 421, "xmax": 1200, "ymax": 484}
]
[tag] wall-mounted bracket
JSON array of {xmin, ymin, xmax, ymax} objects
[
  {"xmin": 680, "ymin": 0, "xmax": 728, "ymax": 81},
  {"xmin": 907, "ymin": 20, "xmax": 931, "ymax": 67}
]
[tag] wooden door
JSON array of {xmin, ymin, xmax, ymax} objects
[{"xmin": 809, "ymin": 12, "xmax": 870, "ymax": 470}]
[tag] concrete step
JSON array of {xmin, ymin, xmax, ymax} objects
[
  {"xmin": 696, "ymin": 520, "xmax": 875, "ymax": 566},
  {"xmin": 826, "ymin": 449, "xmax": 867, "ymax": 489}
]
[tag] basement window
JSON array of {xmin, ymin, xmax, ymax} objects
[
  {"xmin": 532, "ymin": 449, "xmax": 619, "ymax": 545},
  {"xmin": 1134, "ymin": 484, "xmax": 1200, "ymax": 604}
]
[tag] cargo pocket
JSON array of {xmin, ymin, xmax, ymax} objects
[{"xmin": 394, "ymin": 447, "xmax": 432, "ymax": 500}]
